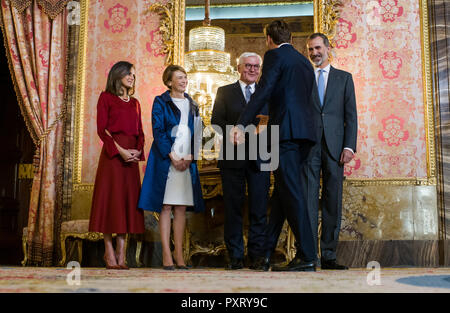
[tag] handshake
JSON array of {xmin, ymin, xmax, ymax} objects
[{"xmin": 229, "ymin": 114, "xmax": 268, "ymax": 145}]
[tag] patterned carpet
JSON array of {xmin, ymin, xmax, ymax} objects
[{"xmin": 1, "ymin": 266, "xmax": 450, "ymax": 293}]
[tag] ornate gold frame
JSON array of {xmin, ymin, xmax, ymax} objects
[
  {"xmin": 73, "ymin": 0, "xmax": 89, "ymax": 191},
  {"xmin": 314, "ymin": 0, "xmax": 341, "ymax": 39},
  {"xmin": 419, "ymin": 0, "xmax": 435, "ymax": 183}
]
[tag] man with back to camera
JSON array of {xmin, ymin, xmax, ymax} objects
[
  {"xmin": 262, "ymin": 32, "xmax": 358, "ymax": 270},
  {"xmin": 211, "ymin": 52, "xmax": 270, "ymax": 271},
  {"xmin": 232, "ymin": 20, "xmax": 318, "ymax": 271}
]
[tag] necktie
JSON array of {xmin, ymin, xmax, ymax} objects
[
  {"xmin": 317, "ymin": 69, "xmax": 325, "ymax": 107},
  {"xmin": 245, "ymin": 85, "xmax": 252, "ymax": 103}
]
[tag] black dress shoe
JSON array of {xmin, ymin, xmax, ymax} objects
[
  {"xmin": 249, "ymin": 256, "xmax": 270, "ymax": 271},
  {"xmin": 226, "ymin": 258, "xmax": 244, "ymax": 270},
  {"xmin": 272, "ymin": 257, "xmax": 316, "ymax": 272},
  {"xmin": 163, "ymin": 265, "xmax": 175, "ymax": 270},
  {"xmin": 321, "ymin": 259, "xmax": 348, "ymax": 270}
]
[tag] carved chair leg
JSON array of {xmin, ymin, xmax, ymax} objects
[
  {"xmin": 243, "ymin": 234, "xmax": 248, "ymax": 256},
  {"xmin": 317, "ymin": 220, "xmax": 322, "ymax": 261},
  {"xmin": 124, "ymin": 234, "xmax": 129, "ymax": 266},
  {"xmin": 59, "ymin": 235, "xmax": 67, "ymax": 266},
  {"xmin": 21, "ymin": 236, "xmax": 27, "ymax": 266},
  {"xmin": 77, "ymin": 239, "xmax": 83, "ymax": 264},
  {"xmin": 136, "ymin": 240, "xmax": 143, "ymax": 267},
  {"xmin": 286, "ymin": 227, "xmax": 295, "ymax": 263}
]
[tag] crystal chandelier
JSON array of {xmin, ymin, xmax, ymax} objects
[
  {"xmin": 185, "ymin": 0, "xmax": 239, "ymax": 125},
  {"xmin": 185, "ymin": 0, "xmax": 239, "ymax": 164}
]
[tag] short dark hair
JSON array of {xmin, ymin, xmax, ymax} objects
[
  {"xmin": 307, "ymin": 32, "xmax": 330, "ymax": 47},
  {"xmin": 105, "ymin": 61, "xmax": 135, "ymax": 96},
  {"xmin": 264, "ymin": 20, "xmax": 291, "ymax": 45},
  {"xmin": 162, "ymin": 64, "xmax": 187, "ymax": 89}
]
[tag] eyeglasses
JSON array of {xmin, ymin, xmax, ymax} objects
[{"xmin": 244, "ymin": 63, "xmax": 261, "ymax": 70}]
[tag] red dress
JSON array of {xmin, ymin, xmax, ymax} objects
[{"xmin": 89, "ymin": 91, "xmax": 145, "ymax": 234}]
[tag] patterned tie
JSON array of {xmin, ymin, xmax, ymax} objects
[
  {"xmin": 317, "ymin": 69, "xmax": 325, "ymax": 107},
  {"xmin": 245, "ymin": 84, "xmax": 252, "ymax": 103}
]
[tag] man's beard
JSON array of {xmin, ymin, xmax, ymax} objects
[{"xmin": 311, "ymin": 54, "xmax": 324, "ymax": 67}]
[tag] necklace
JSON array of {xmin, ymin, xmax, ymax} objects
[{"xmin": 120, "ymin": 95, "xmax": 130, "ymax": 102}]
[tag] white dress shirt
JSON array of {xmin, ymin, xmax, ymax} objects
[
  {"xmin": 314, "ymin": 63, "xmax": 331, "ymax": 91},
  {"xmin": 238, "ymin": 80, "xmax": 255, "ymax": 99},
  {"xmin": 278, "ymin": 43, "xmax": 291, "ymax": 48}
]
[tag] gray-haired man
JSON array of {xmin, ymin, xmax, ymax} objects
[{"xmin": 211, "ymin": 52, "xmax": 270, "ymax": 271}]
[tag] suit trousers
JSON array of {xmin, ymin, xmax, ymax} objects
[
  {"xmin": 265, "ymin": 140, "xmax": 316, "ymax": 262},
  {"xmin": 303, "ymin": 135, "xmax": 344, "ymax": 261},
  {"xmin": 220, "ymin": 165, "xmax": 270, "ymax": 260}
]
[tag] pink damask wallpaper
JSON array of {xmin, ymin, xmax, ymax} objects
[
  {"xmin": 81, "ymin": 0, "xmax": 167, "ymax": 183},
  {"xmin": 80, "ymin": 0, "xmax": 428, "ymax": 183},
  {"xmin": 337, "ymin": 0, "xmax": 427, "ymax": 178}
]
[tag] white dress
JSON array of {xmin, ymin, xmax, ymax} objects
[{"xmin": 163, "ymin": 97, "xmax": 194, "ymax": 206}]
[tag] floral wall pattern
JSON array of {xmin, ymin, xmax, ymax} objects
[
  {"xmin": 80, "ymin": 0, "xmax": 428, "ymax": 183},
  {"xmin": 81, "ymin": 0, "xmax": 167, "ymax": 183},
  {"xmin": 336, "ymin": 0, "xmax": 427, "ymax": 179}
]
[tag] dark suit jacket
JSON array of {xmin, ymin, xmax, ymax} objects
[
  {"xmin": 311, "ymin": 66, "xmax": 357, "ymax": 161},
  {"xmin": 237, "ymin": 44, "xmax": 316, "ymax": 144},
  {"xmin": 211, "ymin": 81, "xmax": 268, "ymax": 168}
]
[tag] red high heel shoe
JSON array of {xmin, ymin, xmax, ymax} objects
[
  {"xmin": 104, "ymin": 254, "xmax": 121, "ymax": 270},
  {"xmin": 115, "ymin": 252, "xmax": 129, "ymax": 270},
  {"xmin": 118, "ymin": 264, "xmax": 129, "ymax": 270}
]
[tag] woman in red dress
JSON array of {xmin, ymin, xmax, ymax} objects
[{"xmin": 89, "ymin": 61, "xmax": 145, "ymax": 269}]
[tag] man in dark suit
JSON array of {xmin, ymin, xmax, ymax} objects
[
  {"xmin": 303, "ymin": 33, "xmax": 357, "ymax": 269},
  {"xmin": 211, "ymin": 52, "xmax": 270, "ymax": 271},
  {"xmin": 232, "ymin": 20, "xmax": 318, "ymax": 271}
]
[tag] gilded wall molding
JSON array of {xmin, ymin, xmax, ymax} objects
[
  {"xmin": 345, "ymin": 177, "xmax": 437, "ymax": 187},
  {"xmin": 73, "ymin": 183, "xmax": 93, "ymax": 192},
  {"xmin": 314, "ymin": 0, "xmax": 342, "ymax": 41},
  {"xmin": 73, "ymin": 0, "xmax": 88, "ymax": 187},
  {"xmin": 147, "ymin": 0, "xmax": 185, "ymax": 66},
  {"xmin": 419, "ymin": 0, "xmax": 436, "ymax": 182},
  {"xmin": 147, "ymin": 2, "xmax": 175, "ymax": 65}
]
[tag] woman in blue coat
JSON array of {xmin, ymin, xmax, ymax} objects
[{"xmin": 138, "ymin": 65, "xmax": 205, "ymax": 270}]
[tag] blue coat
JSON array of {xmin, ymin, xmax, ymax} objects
[{"xmin": 138, "ymin": 90, "xmax": 205, "ymax": 213}]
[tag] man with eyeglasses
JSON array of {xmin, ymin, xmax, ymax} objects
[
  {"xmin": 211, "ymin": 52, "xmax": 270, "ymax": 271},
  {"xmin": 232, "ymin": 20, "xmax": 317, "ymax": 272}
]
